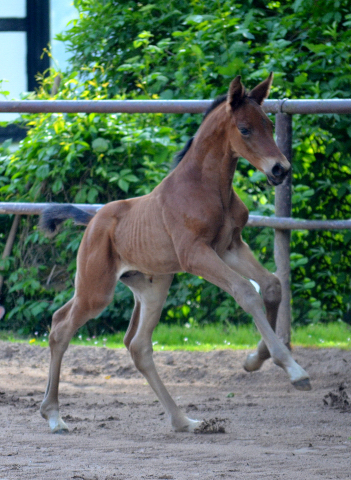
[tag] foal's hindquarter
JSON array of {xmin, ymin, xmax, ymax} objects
[{"xmin": 40, "ymin": 74, "xmax": 311, "ymax": 434}]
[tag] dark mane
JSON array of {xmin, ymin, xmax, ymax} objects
[
  {"xmin": 172, "ymin": 138, "xmax": 194, "ymax": 168},
  {"xmin": 202, "ymin": 94, "xmax": 227, "ymax": 121},
  {"xmin": 172, "ymin": 94, "xmax": 228, "ymax": 168}
]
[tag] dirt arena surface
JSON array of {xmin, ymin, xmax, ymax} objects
[{"xmin": 1, "ymin": 340, "xmax": 350, "ymax": 480}]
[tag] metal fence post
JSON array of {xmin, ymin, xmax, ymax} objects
[{"xmin": 274, "ymin": 111, "xmax": 293, "ymax": 347}]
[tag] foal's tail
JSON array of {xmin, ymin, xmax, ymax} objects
[{"xmin": 39, "ymin": 204, "xmax": 95, "ymax": 236}]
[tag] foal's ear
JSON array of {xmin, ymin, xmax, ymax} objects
[
  {"xmin": 227, "ymin": 76, "xmax": 246, "ymax": 112},
  {"xmin": 248, "ymin": 72, "xmax": 273, "ymax": 105}
]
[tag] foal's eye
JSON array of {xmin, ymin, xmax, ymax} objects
[{"xmin": 239, "ymin": 127, "xmax": 251, "ymax": 136}]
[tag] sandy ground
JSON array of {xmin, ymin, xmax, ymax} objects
[{"xmin": 0, "ymin": 341, "xmax": 350, "ymax": 480}]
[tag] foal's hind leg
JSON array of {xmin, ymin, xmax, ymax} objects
[
  {"xmin": 40, "ymin": 298, "xmax": 92, "ymax": 432},
  {"xmin": 40, "ymin": 290, "xmax": 116, "ymax": 432},
  {"xmin": 222, "ymin": 239, "xmax": 282, "ymax": 373},
  {"xmin": 121, "ymin": 272, "xmax": 201, "ymax": 432},
  {"xmin": 41, "ymin": 230, "xmax": 117, "ymax": 432}
]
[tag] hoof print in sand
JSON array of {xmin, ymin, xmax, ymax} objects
[
  {"xmin": 194, "ymin": 418, "xmax": 226, "ymax": 434},
  {"xmin": 323, "ymin": 382, "xmax": 350, "ymax": 412}
]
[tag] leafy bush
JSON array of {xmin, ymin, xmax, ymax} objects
[
  {"xmin": 60, "ymin": 0, "xmax": 351, "ymax": 325},
  {"xmin": 0, "ymin": 0, "xmax": 350, "ymax": 335},
  {"xmin": 0, "ymin": 73, "xmax": 178, "ymax": 334}
]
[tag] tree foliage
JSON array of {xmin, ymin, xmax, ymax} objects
[{"xmin": 0, "ymin": 0, "xmax": 350, "ymax": 334}]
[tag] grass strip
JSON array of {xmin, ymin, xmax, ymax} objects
[{"xmin": 1, "ymin": 321, "xmax": 350, "ymax": 350}]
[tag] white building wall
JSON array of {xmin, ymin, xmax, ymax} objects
[
  {"xmin": 0, "ymin": 2, "xmax": 26, "ymax": 121},
  {"xmin": 0, "ymin": 1, "xmax": 77, "ymax": 122},
  {"xmin": 0, "ymin": 1, "xmax": 26, "ymax": 18}
]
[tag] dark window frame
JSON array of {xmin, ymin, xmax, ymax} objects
[{"xmin": 0, "ymin": 0, "xmax": 50, "ymax": 142}]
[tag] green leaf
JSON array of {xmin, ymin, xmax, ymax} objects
[
  {"xmin": 52, "ymin": 179, "xmax": 63, "ymax": 194},
  {"xmin": 185, "ymin": 15, "xmax": 204, "ymax": 24},
  {"xmin": 118, "ymin": 178, "xmax": 129, "ymax": 192},
  {"xmin": 92, "ymin": 137, "xmax": 109, "ymax": 153},
  {"xmin": 36, "ymin": 164, "xmax": 50, "ymax": 180},
  {"xmin": 294, "ymin": 73, "xmax": 308, "ymax": 86},
  {"xmin": 124, "ymin": 174, "xmax": 139, "ymax": 182},
  {"xmin": 87, "ymin": 187, "xmax": 99, "ymax": 203},
  {"xmin": 303, "ymin": 43, "xmax": 327, "ymax": 54}
]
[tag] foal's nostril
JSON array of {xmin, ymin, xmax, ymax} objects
[{"xmin": 272, "ymin": 163, "xmax": 285, "ymax": 177}]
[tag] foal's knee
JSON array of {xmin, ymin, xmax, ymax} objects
[
  {"xmin": 129, "ymin": 338, "xmax": 153, "ymax": 374},
  {"xmin": 262, "ymin": 275, "xmax": 281, "ymax": 305},
  {"xmin": 236, "ymin": 283, "xmax": 265, "ymax": 316},
  {"xmin": 49, "ymin": 305, "xmax": 72, "ymax": 347}
]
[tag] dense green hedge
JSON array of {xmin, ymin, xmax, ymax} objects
[{"xmin": 0, "ymin": 0, "xmax": 350, "ymax": 335}]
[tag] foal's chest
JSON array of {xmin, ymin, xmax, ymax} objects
[{"xmin": 212, "ymin": 193, "xmax": 249, "ymax": 254}]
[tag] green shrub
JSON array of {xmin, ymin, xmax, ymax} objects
[
  {"xmin": 0, "ymin": 73, "xmax": 178, "ymax": 334},
  {"xmin": 0, "ymin": 0, "xmax": 350, "ymax": 334}
]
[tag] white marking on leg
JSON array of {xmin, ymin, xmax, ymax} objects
[{"xmin": 48, "ymin": 413, "xmax": 69, "ymax": 433}]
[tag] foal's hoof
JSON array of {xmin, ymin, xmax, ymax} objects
[
  {"xmin": 243, "ymin": 353, "xmax": 264, "ymax": 372},
  {"xmin": 173, "ymin": 418, "xmax": 202, "ymax": 433},
  {"xmin": 292, "ymin": 377, "xmax": 312, "ymax": 391},
  {"xmin": 49, "ymin": 417, "xmax": 69, "ymax": 434},
  {"xmin": 53, "ymin": 427, "xmax": 69, "ymax": 434}
]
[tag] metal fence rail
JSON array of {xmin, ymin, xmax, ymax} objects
[
  {"xmin": 1, "ymin": 98, "xmax": 351, "ymax": 114},
  {"xmin": 1, "ymin": 98, "xmax": 351, "ymax": 344},
  {"xmin": 1, "ymin": 202, "xmax": 350, "ymax": 230}
]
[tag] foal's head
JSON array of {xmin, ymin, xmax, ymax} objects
[{"xmin": 225, "ymin": 73, "xmax": 290, "ymax": 185}]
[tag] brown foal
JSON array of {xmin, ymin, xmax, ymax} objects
[{"xmin": 39, "ymin": 74, "xmax": 311, "ymax": 434}]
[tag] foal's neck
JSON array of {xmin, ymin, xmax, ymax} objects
[{"xmin": 187, "ymin": 103, "xmax": 238, "ymax": 197}]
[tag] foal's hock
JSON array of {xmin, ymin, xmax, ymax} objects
[{"xmin": 40, "ymin": 74, "xmax": 311, "ymax": 434}]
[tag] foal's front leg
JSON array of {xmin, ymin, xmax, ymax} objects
[
  {"xmin": 222, "ymin": 239, "xmax": 282, "ymax": 373},
  {"xmin": 181, "ymin": 243, "xmax": 310, "ymax": 390},
  {"xmin": 122, "ymin": 272, "xmax": 202, "ymax": 432}
]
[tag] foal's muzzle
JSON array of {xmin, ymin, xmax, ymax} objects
[{"xmin": 267, "ymin": 163, "xmax": 289, "ymax": 186}]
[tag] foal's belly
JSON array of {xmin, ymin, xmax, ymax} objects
[{"xmin": 114, "ymin": 204, "xmax": 182, "ymax": 275}]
